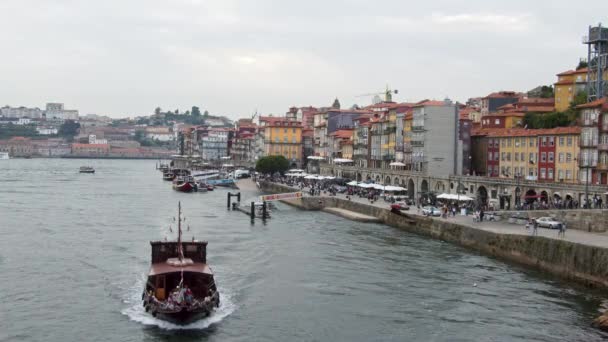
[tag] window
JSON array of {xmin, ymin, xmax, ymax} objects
[
  {"xmin": 567, "ymin": 136, "xmax": 573, "ymax": 146},
  {"xmin": 515, "ymin": 153, "xmax": 519, "ymax": 161},
  {"xmin": 529, "ymin": 168, "xmax": 535, "ymax": 177},
  {"xmin": 540, "ymin": 168, "xmax": 546, "ymax": 179},
  {"xmin": 292, "ymin": 128, "xmax": 296, "ymax": 133},
  {"xmin": 275, "ymin": 137, "xmax": 279, "ymax": 143},
  {"xmin": 529, "ymin": 153, "xmax": 534, "ymax": 163},
  {"xmin": 549, "ymin": 137, "xmax": 554, "ymax": 146},
  {"xmin": 488, "ymin": 152, "xmax": 492, "ymax": 161},
  {"xmin": 548, "ymin": 152, "xmax": 554, "ymax": 162},
  {"xmin": 495, "ymin": 153, "xmax": 499, "ymax": 161},
  {"xmin": 502, "ymin": 139, "xmax": 506, "ymax": 147},
  {"xmin": 515, "ymin": 138, "xmax": 520, "ymax": 147},
  {"xmin": 542, "ymin": 137, "xmax": 547, "ymax": 146},
  {"xmin": 495, "ymin": 119, "xmax": 500, "ymax": 125},
  {"xmin": 507, "ymin": 139, "xmax": 512, "ymax": 147},
  {"xmin": 501, "ymin": 152, "xmax": 505, "ymax": 161},
  {"xmin": 558, "ymin": 153, "xmax": 564, "ymax": 163},
  {"xmin": 559, "ymin": 137, "xmax": 565, "ymax": 146},
  {"xmin": 521, "ymin": 152, "xmax": 524, "ymax": 161},
  {"xmin": 566, "ymin": 170, "xmax": 572, "ymax": 180},
  {"xmin": 506, "ymin": 152, "xmax": 511, "ymax": 161},
  {"xmin": 566, "ymin": 153, "xmax": 572, "ymax": 162},
  {"xmin": 284, "ymin": 137, "xmax": 288, "ymax": 143},
  {"xmin": 501, "ymin": 166, "xmax": 505, "ymax": 175},
  {"xmin": 529, "ymin": 138, "xmax": 534, "ymax": 147},
  {"xmin": 284, "ymin": 128, "xmax": 288, "ymax": 133},
  {"xmin": 541, "ymin": 152, "xmax": 546, "ymax": 162},
  {"xmin": 548, "ymin": 168, "xmax": 554, "ymax": 179},
  {"xmin": 558, "ymin": 170, "xmax": 564, "ymax": 180}
]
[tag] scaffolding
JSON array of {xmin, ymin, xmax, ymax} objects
[{"xmin": 584, "ymin": 24, "xmax": 608, "ymax": 102}]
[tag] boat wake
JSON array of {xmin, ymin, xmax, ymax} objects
[{"xmin": 121, "ymin": 275, "xmax": 236, "ymax": 330}]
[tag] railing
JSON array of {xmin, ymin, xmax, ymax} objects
[
  {"xmin": 580, "ymin": 139, "xmax": 598, "ymax": 147},
  {"xmin": 411, "ymin": 126, "xmax": 425, "ymax": 132},
  {"xmin": 598, "ymin": 143, "xmax": 608, "ymax": 151},
  {"xmin": 382, "ymin": 154, "xmax": 395, "ymax": 161},
  {"xmin": 597, "ymin": 162, "xmax": 608, "ymax": 171},
  {"xmin": 582, "ymin": 118, "xmax": 599, "ymax": 126},
  {"xmin": 383, "ymin": 127, "xmax": 396, "ymax": 134},
  {"xmin": 602, "ymin": 124, "xmax": 608, "ymax": 132},
  {"xmin": 411, "ymin": 141, "xmax": 424, "ymax": 147}
]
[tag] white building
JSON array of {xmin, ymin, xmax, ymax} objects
[
  {"xmin": 0, "ymin": 106, "xmax": 43, "ymax": 118},
  {"xmin": 16, "ymin": 118, "xmax": 31, "ymax": 125},
  {"xmin": 411, "ymin": 99, "xmax": 460, "ymax": 177},
  {"xmin": 36, "ymin": 127, "xmax": 59, "ymax": 135},
  {"xmin": 45, "ymin": 103, "xmax": 79, "ymax": 121},
  {"xmin": 89, "ymin": 134, "xmax": 108, "ymax": 145}
]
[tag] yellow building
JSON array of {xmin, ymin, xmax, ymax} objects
[
  {"xmin": 403, "ymin": 111, "xmax": 413, "ymax": 167},
  {"xmin": 553, "ymin": 127, "xmax": 581, "ymax": 183},
  {"xmin": 492, "ymin": 130, "xmax": 538, "ymax": 179},
  {"xmin": 554, "ymin": 68, "xmax": 588, "ymax": 112},
  {"xmin": 260, "ymin": 116, "xmax": 302, "ymax": 165}
]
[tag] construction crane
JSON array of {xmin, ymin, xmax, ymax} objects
[{"xmin": 356, "ymin": 86, "xmax": 399, "ymax": 104}]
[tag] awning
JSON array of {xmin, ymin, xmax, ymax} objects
[
  {"xmin": 334, "ymin": 158, "xmax": 353, "ymax": 163},
  {"xmin": 389, "ymin": 162, "xmax": 406, "ymax": 166},
  {"xmin": 307, "ymin": 156, "xmax": 325, "ymax": 160}
]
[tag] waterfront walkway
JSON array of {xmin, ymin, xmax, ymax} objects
[{"xmin": 248, "ymin": 179, "xmax": 608, "ymax": 249}]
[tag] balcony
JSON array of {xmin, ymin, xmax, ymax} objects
[
  {"xmin": 579, "ymin": 158, "xmax": 598, "ymax": 168},
  {"xmin": 383, "ymin": 127, "xmax": 396, "ymax": 135},
  {"xmin": 411, "ymin": 140, "xmax": 424, "ymax": 147},
  {"xmin": 580, "ymin": 139, "xmax": 598, "ymax": 147},
  {"xmin": 597, "ymin": 162, "xmax": 608, "ymax": 171},
  {"xmin": 411, "ymin": 125, "xmax": 425, "ymax": 132},
  {"xmin": 382, "ymin": 154, "xmax": 395, "ymax": 161},
  {"xmin": 602, "ymin": 124, "xmax": 608, "ymax": 132},
  {"xmin": 598, "ymin": 143, "xmax": 608, "ymax": 151},
  {"xmin": 582, "ymin": 118, "xmax": 599, "ymax": 127}
]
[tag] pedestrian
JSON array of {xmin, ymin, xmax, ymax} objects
[
  {"xmin": 557, "ymin": 222, "xmax": 564, "ymax": 238},
  {"xmin": 479, "ymin": 209, "xmax": 484, "ymax": 222},
  {"xmin": 452, "ymin": 206, "xmax": 457, "ymax": 217},
  {"xmin": 532, "ymin": 218, "xmax": 538, "ymax": 236}
]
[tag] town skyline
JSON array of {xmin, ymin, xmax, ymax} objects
[{"xmin": 1, "ymin": 1, "xmax": 607, "ymax": 118}]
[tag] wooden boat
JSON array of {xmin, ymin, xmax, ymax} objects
[
  {"xmin": 142, "ymin": 202, "xmax": 220, "ymax": 325},
  {"xmin": 79, "ymin": 166, "xmax": 95, "ymax": 173},
  {"xmin": 162, "ymin": 171, "xmax": 175, "ymax": 181},
  {"xmin": 163, "ymin": 168, "xmax": 190, "ymax": 181},
  {"xmin": 172, "ymin": 176, "xmax": 196, "ymax": 192}
]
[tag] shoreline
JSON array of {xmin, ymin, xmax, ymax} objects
[{"xmin": 257, "ymin": 179, "xmax": 608, "ymax": 291}]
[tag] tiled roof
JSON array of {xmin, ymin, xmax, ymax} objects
[
  {"xmin": 556, "ymin": 68, "xmax": 588, "ymax": 76},
  {"xmin": 472, "ymin": 126, "xmax": 580, "ymax": 138},
  {"xmin": 483, "ymin": 91, "xmax": 521, "ymax": 99},
  {"xmin": 576, "ymin": 98, "xmax": 608, "ymax": 109},
  {"xmin": 329, "ymin": 129, "xmax": 354, "ymax": 138}
]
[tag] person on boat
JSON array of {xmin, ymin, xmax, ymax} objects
[{"xmin": 184, "ymin": 286, "xmax": 193, "ymax": 304}]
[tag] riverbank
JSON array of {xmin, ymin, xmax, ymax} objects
[{"xmin": 258, "ymin": 180, "xmax": 608, "ymax": 291}]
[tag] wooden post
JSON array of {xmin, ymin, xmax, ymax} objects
[
  {"xmin": 262, "ymin": 201, "xmax": 267, "ymax": 219},
  {"xmin": 251, "ymin": 201, "xmax": 255, "ymax": 219},
  {"xmin": 237, "ymin": 192, "xmax": 241, "ymax": 202},
  {"xmin": 227, "ymin": 192, "xmax": 231, "ymax": 209}
]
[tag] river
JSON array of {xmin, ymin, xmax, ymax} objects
[{"xmin": 1, "ymin": 159, "xmax": 607, "ymax": 342}]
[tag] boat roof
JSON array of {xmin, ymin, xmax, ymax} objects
[{"xmin": 148, "ymin": 262, "xmax": 213, "ymax": 276}]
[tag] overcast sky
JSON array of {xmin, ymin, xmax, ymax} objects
[{"xmin": 1, "ymin": 0, "xmax": 607, "ymax": 119}]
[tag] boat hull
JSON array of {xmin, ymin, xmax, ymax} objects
[
  {"xmin": 173, "ymin": 182, "xmax": 194, "ymax": 192},
  {"xmin": 153, "ymin": 308, "xmax": 213, "ymax": 325},
  {"xmin": 79, "ymin": 170, "xmax": 95, "ymax": 173}
]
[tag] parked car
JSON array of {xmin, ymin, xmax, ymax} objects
[
  {"xmin": 422, "ymin": 206, "xmax": 441, "ymax": 217},
  {"xmin": 535, "ymin": 217, "xmax": 562, "ymax": 229},
  {"xmin": 391, "ymin": 202, "xmax": 410, "ymax": 210}
]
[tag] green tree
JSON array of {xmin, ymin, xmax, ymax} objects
[
  {"xmin": 192, "ymin": 106, "xmax": 201, "ymax": 117},
  {"xmin": 58, "ymin": 120, "xmax": 80, "ymax": 141},
  {"xmin": 255, "ymin": 155, "xmax": 290, "ymax": 174},
  {"xmin": 203, "ymin": 110, "xmax": 209, "ymax": 118},
  {"xmin": 154, "ymin": 107, "xmax": 161, "ymax": 115},
  {"xmin": 576, "ymin": 60, "xmax": 588, "ymax": 70},
  {"xmin": 539, "ymin": 85, "xmax": 554, "ymax": 98}
]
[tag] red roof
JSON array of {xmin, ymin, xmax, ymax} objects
[
  {"xmin": 329, "ymin": 129, "xmax": 354, "ymax": 138},
  {"xmin": 576, "ymin": 98, "xmax": 608, "ymax": 110},
  {"xmin": 483, "ymin": 91, "xmax": 521, "ymax": 99},
  {"xmin": 72, "ymin": 143, "xmax": 110, "ymax": 148},
  {"xmin": 473, "ymin": 126, "xmax": 580, "ymax": 138},
  {"xmin": 556, "ymin": 68, "xmax": 588, "ymax": 76}
]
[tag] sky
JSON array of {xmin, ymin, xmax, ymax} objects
[{"xmin": 1, "ymin": 0, "xmax": 607, "ymax": 119}]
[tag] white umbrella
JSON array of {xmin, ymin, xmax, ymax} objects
[
  {"xmin": 334, "ymin": 158, "xmax": 354, "ymax": 163},
  {"xmin": 307, "ymin": 156, "xmax": 324, "ymax": 160},
  {"xmin": 389, "ymin": 162, "xmax": 406, "ymax": 166},
  {"xmin": 347, "ymin": 181, "xmax": 358, "ymax": 186}
]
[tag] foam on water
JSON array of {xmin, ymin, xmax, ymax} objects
[{"xmin": 121, "ymin": 275, "xmax": 236, "ymax": 330}]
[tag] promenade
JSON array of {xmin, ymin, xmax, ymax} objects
[{"xmin": 246, "ymin": 179, "xmax": 608, "ymax": 249}]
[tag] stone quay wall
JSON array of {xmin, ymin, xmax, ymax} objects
[
  {"xmin": 259, "ymin": 181, "xmax": 608, "ymax": 289},
  {"xmin": 494, "ymin": 209, "xmax": 608, "ymax": 233}
]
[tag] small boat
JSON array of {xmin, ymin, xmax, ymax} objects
[
  {"xmin": 173, "ymin": 176, "xmax": 196, "ymax": 193},
  {"xmin": 0, "ymin": 152, "xmax": 9, "ymax": 160},
  {"xmin": 163, "ymin": 168, "xmax": 190, "ymax": 181},
  {"xmin": 142, "ymin": 202, "xmax": 220, "ymax": 325},
  {"xmin": 206, "ymin": 178, "xmax": 237, "ymax": 188},
  {"xmin": 157, "ymin": 162, "xmax": 170, "ymax": 173},
  {"xmin": 79, "ymin": 166, "xmax": 95, "ymax": 173}
]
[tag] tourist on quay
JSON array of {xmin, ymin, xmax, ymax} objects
[
  {"xmin": 532, "ymin": 219, "xmax": 538, "ymax": 236},
  {"xmin": 479, "ymin": 209, "xmax": 484, "ymax": 222}
]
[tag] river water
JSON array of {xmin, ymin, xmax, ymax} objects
[{"xmin": 1, "ymin": 159, "xmax": 607, "ymax": 342}]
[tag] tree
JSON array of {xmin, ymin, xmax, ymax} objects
[
  {"xmin": 539, "ymin": 85, "xmax": 554, "ymax": 99},
  {"xmin": 255, "ymin": 155, "xmax": 290, "ymax": 174},
  {"xmin": 203, "ymin": 110, "xmax": 209, "ymax": 118},
  {"xmin": 58, "ymin": 120, "xmax": 80, "ymax": 141},
  {"xmin": 175, "ymin": 109, "xmax": 180, "ymax": 115},
  {"xmin": 570, "ymin": 91, "xmax": 588, "ymax": 109},
  {"xmin": 192, "ymin": 106, "xmax": 201, "ymax": 117},
  {"xmin": 154, "ymin": 107, "xmax": 161, "ymax": 116},
  {"xmin": 576, "ymin": 60, "xmax": 588, "ymax": 70}
]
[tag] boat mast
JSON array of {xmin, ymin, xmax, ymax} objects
[{"xmin": 177, "ymin": 201, "xmax": 184, "ymax": 261}]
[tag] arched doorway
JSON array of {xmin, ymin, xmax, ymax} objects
[
  {"xmin": 435, "ymin": 181, "xmax": 445, "ymax": 192},
  {"xmin": 514, "ymin": 186, "xmax": 521, "ymax": 208},
  {"xmin": 540, "ymin": 190, "xmax": 548, "ymax": 205},
  {"xmin": 385, "ymin": 176, "xmax": 391, "ymax": 185},
  {"xmin": 421, "ymin": 179, "xmax": 429, "ymax": 193},
  {"xmin": 525, "ymin": 189, "xmax": 537, "ymax": 204},
  {"xmin": 476, "ymin": 186, "xmax": 488, "ymax": 208},
  {"xmin": 356, "ymin": 173, "xmax": 362, "ymax": 182},
  {"xmin": 408, "ymin": 179, "xmax": 415, "ymax": 200},
  {"xmin": 394, "ymin": 177, "xmax": 400, "ymax": 185},
  {"xmin": 401, "ymin": 179, "xmax": 406, "ymax": 187},
  {"xmin": 375, "ymin": 175, "xmax": 380, "ymax": 183},
  {"xmin": 420, "ymin": 179, "xmax": 430, "ymax": 204}
]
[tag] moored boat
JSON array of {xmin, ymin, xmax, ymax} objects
[
  {"xmin": 79, "ymin": 166, "xmax": 95, "ymax": 173},
  {"xmin": 142, "ymin": 202, "xmax": 220, "ymax": 325},
  {"xmin": 0, "ymin": 152, "xmax": 9, "ymax": 160},
  {"xmin": 172, "ymin": 176, "xmax": 196, "ymax": 192}
]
